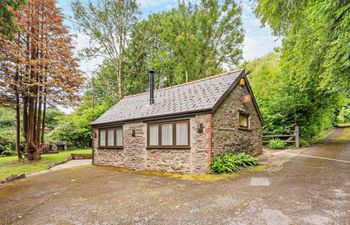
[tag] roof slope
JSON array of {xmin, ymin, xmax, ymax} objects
[{"xmin": 92, "ymin": 69, "xmax": 244, "ymax": 125}]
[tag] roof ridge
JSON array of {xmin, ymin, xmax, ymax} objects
[{"xmin": 123, "ymin": 68, "xmax": 243, "ymax": 99}]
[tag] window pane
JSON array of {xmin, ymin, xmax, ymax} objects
[
  {"xmin": 161, "ymin": 123, "xmax": 173, "ymax": 145},
  {"xmin": 239, "ymin": 114, "xmax": 248, "ymax": 128},
  {"xmin": 100, "ymin": 130, "xmax": 106, "ymax": 146},
  {"xmin": 116, "ymin": 127, "xmax": 123, "ymax": 146},
  {"xmin": 176, "ymin": 122, "xmax": 188, "ymax": 145},
  {"xmin": 149, "ymin": 125, "xmax": 159, "ymax": 146},
  {"xmin": 107, "ymin": 129, "xmax": 114, "ymax": 146}
]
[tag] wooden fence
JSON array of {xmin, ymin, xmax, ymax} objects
[{"xmin": 263, "ymin": 126, "xmax": 300, "ymax": 148}]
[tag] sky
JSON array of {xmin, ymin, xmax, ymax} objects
[{"xmin": 57, "ymin": 0, "xmax": 280, "ymax": 76}]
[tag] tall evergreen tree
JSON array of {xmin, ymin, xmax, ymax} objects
[{"xmin": 0, "ymin": 0, "xmax": 84, "ymax": 160}]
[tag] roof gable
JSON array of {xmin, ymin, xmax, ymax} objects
[{"xmin": 92, "ymin": 69, "xmax": 244, "ymax": 125}]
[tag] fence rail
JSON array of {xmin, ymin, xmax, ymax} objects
[{"xmin": 263, "ymin": 126, "xmax": 300, "ymax": 148}]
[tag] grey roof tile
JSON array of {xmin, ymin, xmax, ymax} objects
[{"xmin": 92, "ymin": 69, "xmax": 243, "ymax": 125}]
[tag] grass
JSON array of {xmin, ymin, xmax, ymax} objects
[
  {"xmin": 0, "ymin": 148, "xmax": 91, "ymax": 180},
  {"xmin": 332, "ymin": 126, "xmax": 350, "ymax": 143},
  {"xmin": 337, "ymin": 123, "xmax": 350, "ymax": 127},
  {"xmin": 312, "ymin": 128, "xmax": 335, "ymax": 143}
]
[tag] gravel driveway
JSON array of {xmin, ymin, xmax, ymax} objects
[{"xmin": 1, "ymin": 128, "xmax": 349, "ymax": 225}]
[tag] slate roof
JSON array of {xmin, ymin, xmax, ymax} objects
[{"xmin": 92, "ymin": 69, "xmax": 244, "ymax": 125}]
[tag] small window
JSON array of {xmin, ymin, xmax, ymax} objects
[
  {"xmin": 161, "ymin": 123, "xmax": 173, "ymax": 145},
  {"xmin": 239, "ymin": 112, "xmax": 250, "ymax": 129},
  {"xmin": 147, "ymin": 120, "xmax": 190, "ymax": 148},
  {"xmin": 116, "ymin": 127, "xmax": 123, "ymax": 147},
  {"xmin": 99, "ymin": 130, "xmax": 106, "ymax": 146},
  {"xmin": 107, "ymin": 129, "xmax": 115, "ymax": 146},
  {"xmin": 149, "ymin": 124, "xmax": 159, "ymax": 146}
]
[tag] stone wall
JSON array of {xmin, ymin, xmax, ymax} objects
[
  {"xmin": 92, "ymin": 114, "xmax": 212, "ymax": 173},
  {"xmin": 212, "ymin": 81, "xmax": 262, "ymax": 156}
]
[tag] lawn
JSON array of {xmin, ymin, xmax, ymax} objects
[{"xmin": 0, "ymin": 148, "xmax": 91, "ymax": 180}]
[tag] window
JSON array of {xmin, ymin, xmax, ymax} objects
[
  {"xmin": 161, "ymin": 123, "xmax": 173, "ymax": 145},
  {"xmin": 99, "ymin": 130, "xmax": 106, "ymax": 147},
  {"xmin": 98, "ymin": 127, "xmax": 123, "ymax": 148},
  {"xmin": 116, "ymin": 127, "xmax": 123, "ymax": 147},
  {"xmin": 107, "ymin": 129, "xmax": 114, "ymax": 146},
  {"xmin": 148, "ymin": 120, "xmax": 190, "ymax": 148},
  {"xmin": 176, "ymin": 122, "xmax": 188, "ymax": 145},
  {"xmin": 239, "ymin": 112, "xmax": 250, "ymax": 129},
  {"xmin": 149, "ymin": 124, "xmax": 159, "ymax": 146}
]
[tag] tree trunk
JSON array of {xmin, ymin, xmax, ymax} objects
[
  {"xmin": 15, "ymin": 80, "xmax": 23, "ymax": 161},
  {"xmin": 41, "ymin": 83, "xmax": 47, "ymax": 145},
  {"xmin": 114, "ymin": 59, "xmax": 123, "ymax": 99},
  {"xmin": 25, "ymin": 15, "xmax": 41, "ymax": 161},
  {"xmin": 118, "ymin": 59, "xmax": 123, "ymax": 99}
]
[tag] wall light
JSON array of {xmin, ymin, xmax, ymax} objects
[{"xmin": 197, "ymin": 124, "xmax": 204, "ymax": 133}]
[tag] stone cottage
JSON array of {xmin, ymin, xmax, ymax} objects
[{"xmin": 91, "ymin": 69, "xmax": 262, "ymax": 173}]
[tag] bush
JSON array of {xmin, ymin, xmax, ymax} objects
[
  {"xmin": 211, "ymin": 152, "xmax": 258, "ymax": 173},
  {"xmin": 268, "ymin": 138, "xmax": 286, "ymax": 149},
  {"xmin": 48, "ymin": 122, "xmax": 92, "ymax": 148}
]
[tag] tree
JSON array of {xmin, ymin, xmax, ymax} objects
[
  {"xmin": 244, "ymin": 51, "xmax": 344, "ymax": 143},
  {"xmin": 0, "ymin": 0, "xmax": 84, "ymax": 161},
  {"xmin": 253, "ymin": 0, "xmax": 350, "ymax": 93},
  {"xmin": 71, "ymin": 0, "xmax": 140, "ymax": 99},
  {"xmin": 123, "ymin": 0, "xmax": 244, "ymax": 92},
  {"xmin": 0, "ymin": 0, "xmax": 26, "ymax": 40},
  {"xmin": 250, "ymin": 0, "xmax": 350, "ymax": 141}
]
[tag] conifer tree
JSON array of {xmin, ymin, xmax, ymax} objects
[{"xmin": 0, "ymin": 0, "xmax": 84, "ymax": 161}]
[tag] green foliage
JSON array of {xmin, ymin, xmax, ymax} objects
[
  {"xmin": 122, "ymin": 0, "xmax": 243, "ymax": 93},
  {"xmin": 0, "ymin": 0, "xmax": 27, "ymax": 40},
  {"xmin": 86, "ymin": 62, "xmax": 119, "ymax": 105},
  {"xmin": 45, "ymin": 109, "xmax": 64, "ymax": 129},
  {"xmin": 337, "ymin": 105, "xmax": 350, "ymax": 125},
  {"xmin": 252, "ymin": 0, "xmax": 350, "ymax": 144},
  {"xmin": 71, "ymin": 0, "xmax": 139, "ymax": 60},
  {"xmin": 254, "ymin": 0, "xmax": 350, "ymax": 94},
  {"xmin": 211, "ymin": 152, "xmax": 257, "ymax": 173},
  {"xmin": 245, "ymin": 52, "xmax": 344, "ymax": 144},
  {"xmin": 268, "ymin": 139, "xmax": 285, "ymax": 149},
  {"xmin": 0, "ymin": 107, "xmax": 65, "ymax": 155},
  {"xmin": 71, "ymin": 0, "xmax": 140, "ymax": 99},
  {"xmin": 0, "ymin": 108, "xmax": 17, "ymax": 155},
  {"xmin": 48, "ymin": 96, "xmax": 112, "ymax": 148}
]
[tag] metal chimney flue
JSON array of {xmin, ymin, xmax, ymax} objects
[{"xmin": 149, "ymin": 70, "xmax": 155, "ymax": 105}]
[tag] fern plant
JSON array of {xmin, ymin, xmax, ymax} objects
[
  {"xmin": 211, "ymin": 152, "xmax": 258, "ymax": 173},
  {"xmin": 268, "ymin": 138, "xmax": 286, "ymax": 149}
]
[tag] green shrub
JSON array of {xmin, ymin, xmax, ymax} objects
[
  {"xmin": 268, "ymin": 138, "xmax": 286, "ymax": 149},
  {"xmin": 211, "ymin": 152, "xmax": 258, "ymax": 173},
  {"xmin": 48, "ymin": 122, "xmax": 92, "ymax": 148}
]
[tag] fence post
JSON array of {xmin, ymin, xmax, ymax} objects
[{"xmin": 295, "ymin": 126, "xmax": 300, "ymax": 148}]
